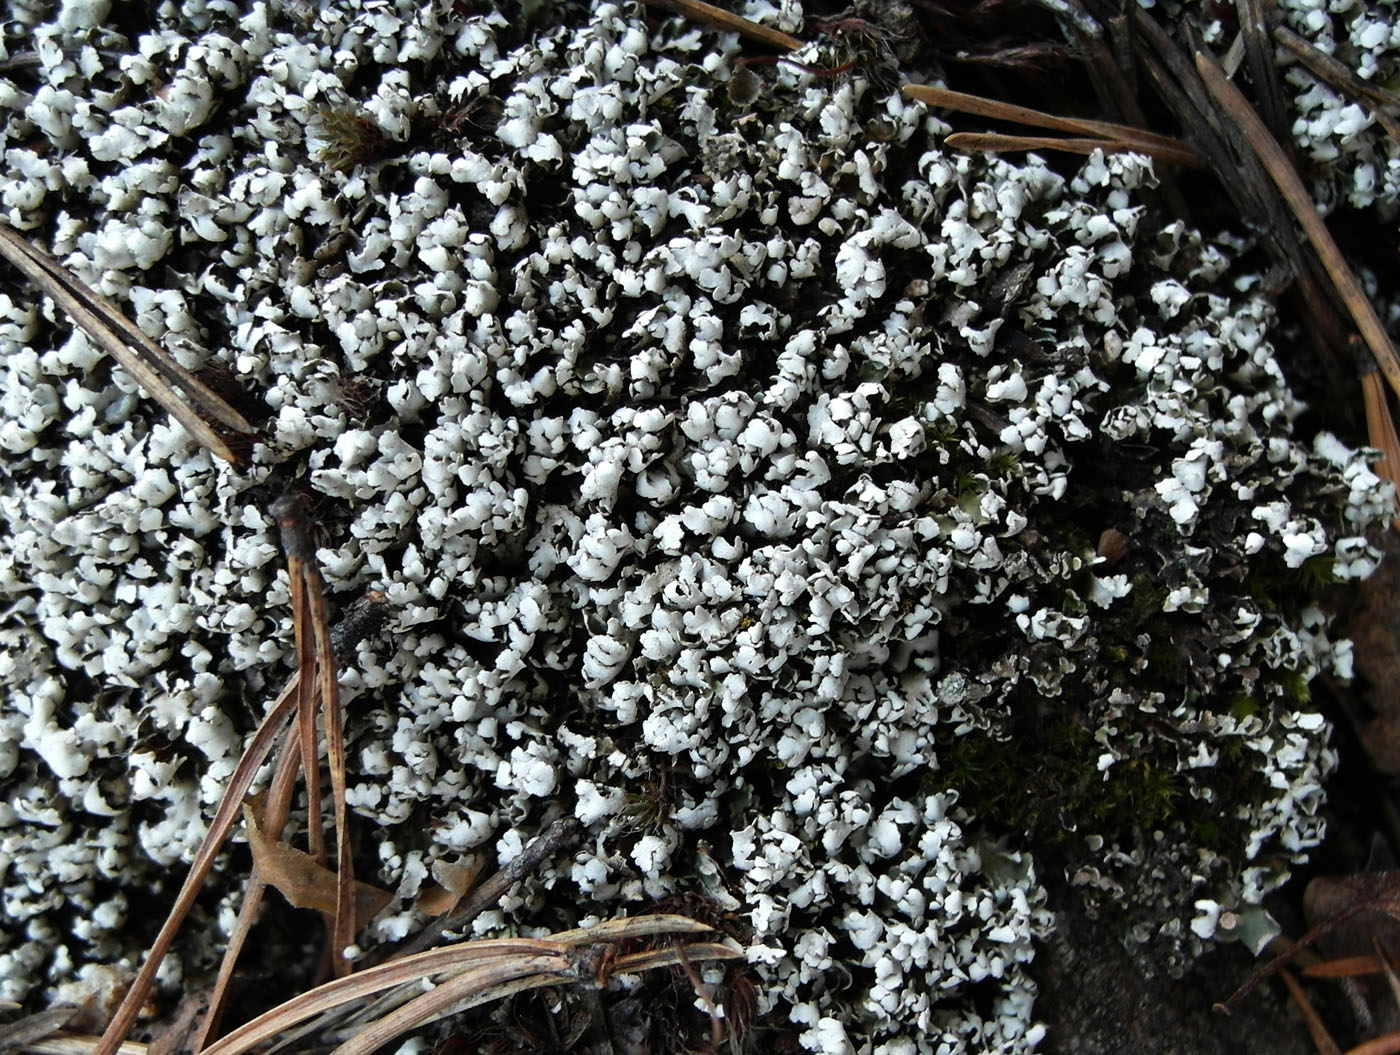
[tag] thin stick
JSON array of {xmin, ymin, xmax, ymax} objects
[
  {"xmin": 191, "ymin": 726, "xmax": 304, "ymax": 1052},
  {"xmin": 270, "ymin": 494, "xmax": 354, "ymax": 977},
  {"xmin": 672, "ymin": 939, "xmax": 724, "ymax": 1054},
  {"xmin": 1194, "ymin": 47, "xmax": 1400, "ymax": 403},
  {"xmin": 93, "ymin": 681, "xmax": 300, "ymax": 1055},
  {"xmin": 640, "ymin": 0, "xmax": 803, "ymax": 51},
  {"xmin": 1348, "ymin": 1030, "xmax": 1400, "ymax": 1055},
  {"xmin": 394, "ymin": 818, "xmax": 580, "ymax": 959},
  {"xmin": 944, "ymin": 131, "xmax": 1201, "ymax": 167},
  {"xmin": 1276, "ymin": 968, "xmax": 1342, "ymax": 1055},
  {"xmin": 1301, "ymin": 954, "xmax": 1384, "ymax": 978},
  {"xmin": 902, "ymin": 82, "xmax": 1203, "ymax": 163},
  {"xmin": 272, "ymin": 497, "xmax": 325, "ymax": 867},
  {"xmin": 0, "ymin": 224, "xmax": 253, "ymax": 461},
  {"xmin": 1274, "ymin": 25, "xmax": 1400, "ymax": 143}
]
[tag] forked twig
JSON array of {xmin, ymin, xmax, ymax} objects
[{"xmin": 0, "ymin": 224, "xmax": 253, "ymax": 462}]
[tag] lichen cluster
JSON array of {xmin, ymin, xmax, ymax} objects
[
  {"xmin": 0, "ymin": 1, "xmax": 1391, "ymax": 1052},
  {"xmin": 1276, "ymin": 0, "xmax": 1400, "ymax": 212}
]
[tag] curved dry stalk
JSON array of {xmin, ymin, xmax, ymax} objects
[
  {"xmin": 327, "ymin": 957, "xmax": 571, "ymax": 1055},
  {"xmin": 0, "ymin": 223, "xmax": 253, "ymax": 462},
  {"xmin": 1194, "ymin": 47, "xmax": 1400, "ymax": 403},
  {"xmin": 201, "ymin": 918, "xmax": 736, "ymax": 1055},
  {"xmin": 93, "ymin": 680, "xmax": 301, "ymax": 1055},
  {"xmin": 200, "ymin": 939, "xmax": 568, "ymax": 1055},
  {"xmin": 327, "ymin": 941, "xmax": 744, "ymax": 1055}
]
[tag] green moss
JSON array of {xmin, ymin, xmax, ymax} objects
[{"xmin": 1227, "ymin": 693, "xmax": 1259, "ymax": 720}]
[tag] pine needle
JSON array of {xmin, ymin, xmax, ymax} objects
[{"xmin": 0, "ymin": 223, "xmax": 253, "ymax": 462}]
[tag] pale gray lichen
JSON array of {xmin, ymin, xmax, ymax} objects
[
  {"xmin": 1274, "ymin": 0, "xmax": 1400, "ymax": 213},
  {"xmin": 0, "ymin": 1, "xmax": 1392, "ymax": 1052}
]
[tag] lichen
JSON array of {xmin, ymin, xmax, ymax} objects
[{"xmin": 0, "ymin": 0, "xmax": 1392, "ymax": 1051}]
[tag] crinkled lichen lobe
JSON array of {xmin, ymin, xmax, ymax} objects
[{"xmin": 0, "ymin": 0, "xmax": 1391, "ymax": 1051}]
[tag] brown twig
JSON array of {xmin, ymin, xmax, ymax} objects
[
  {"xmin": 0, "ymin": 224, "xmax": 253, "ymax": 462},
  {"xmin": 1276, "ymin": 968, "xmax": 1342, "ymax": 1055},
  {"xmin": 1194, "ymin": 47, "xmax": 1400, "ymax": 403},
  {"xmin": 903, "ymin": 82, "xmax": 1204, "ymax": 166},
  {"xmin": 672, "ymin": 939, "xmax": 724, "ymax": 1054},
  {"xmin": 394, "ymin": 818, "xmax": 581, "ymax": 960},
  {"xmin": 190, "ymin": 726, "xmax": 305, "ymax": 1052},
  {"xmin": 640, "ymin": 0, "xmax": 803, "ymax": 51},
  {"xmin": 1274, "ymin": 25, "xmax": 1400, "ymax": 144},
  {"xmin": 943, "ymin": 130, "xmax": 1200, "ymax": 166},
  {"xmin": 271, "ymin": 494, "xmax": 356, "ymax": 979},
  {"xmin": 1348, "ymin": 1030, "xmax": 1400, "ymax": 1055},
  {"xmin": 93, "ymin": 681, "xmax": 300, "ymax": 1055}
]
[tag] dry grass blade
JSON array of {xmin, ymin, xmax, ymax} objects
[
  {"xmin": 93, "ymin": 679, "xmax": 301, "ymax": 1055},
  {"xmin": 1274, "ymin": 26, "xmax": 1400, "ymax": 143},
  {"xmin": 23, "ymin": 1039, "xmax": 148, "ymax": 1055},
  {"xmin": 201, "ymin": 939, "xmax": 571, "ymax": 1055},
  {"xmin": 271, "ymin": 494, "xmax": 355, "ymax": 977},
  {"xmin": 610, "ymin": 943, "xmax": 743, "ymax": 974},
  {"xmin": 327, "ymin": 957, "xmax": 571, "ymax": 1055},
  {"xmin": 1302, "ymin": 954, "xmax": 1387, "ymax": 978},
  {"xmin": 0, "ymin": 1007, "xmax": 77, "ymax": 1054},
  {"xmin": 1277, "ymin": 968, "xmax": 1342, "ymax": 1055},
  {"xmin": 329, "ymin": 940, "xmax": 744, "ymax": 1055},
  {"xmin": 641, "ymin": 0, "xmax": 802, "ymax": 51},
  {"xmin": 902, "ymin": 82, "xmax": 1203, "ymax": 163},
  {"xmin": 1361, "ymin": 366, "xmax": 1400, "ymax": 532},
  {"xmin": 203, "ymin": 917, "xmax": 730, "ymax": 1055},
  {"xmin": 1349, "ymin": 1030, "xmax": 1400, "ymax": 1055},
  {"xmin": 548, "ymin": 914, "xmax": 720, "ymax": 944},
  {"xmin": 1194, "ymin": 48, "xmax": 1400, "ymax": 402},
  {"xmin": 944, "ymin": 131, "xmax": 1201, "ymax": 166},
  {"xmin": 0, "ymin": 223, "xmax": 252, "ymax": 462}
]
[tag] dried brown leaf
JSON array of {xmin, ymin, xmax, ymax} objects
[{"xmin": 243, "ymin": 804, "xmax": 392, "ymax": 924}]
